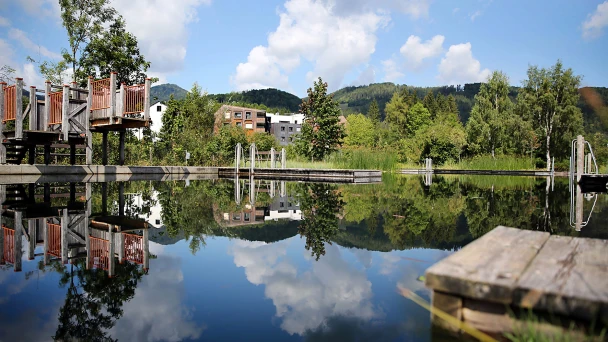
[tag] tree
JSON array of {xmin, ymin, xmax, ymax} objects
[
  {"xmin": 518, "ymin": 60, "xmax": 583, "ymax": 170},
  {"xmin": 367, "ymin": 98, "xmax": 380, "ymax": 126},
  {"xmin": 344, "ymin": 113, "xmax": 375, "ymax": 147},
  {"xmin": 385, "ymin": 92, "xmax": 409, "ymax": 137},
  {"xmin": 0, "ymin": 65, "xmax": 15, "ymax": 84},
  {"xmin": 249, "ymin": 132, "xmax": 278, "ymax": 151},
  {"xmin": 79, "ymin": 16, "xmax": 151, "ymax": 87},
  {"xmin": 405, "ymin": 102, "xmax": 431, "ymax": 136},
  {"xmin": 422, "ymin": 91, "xmax": 438, "ymax": 118},
  {"xmin": 466, "ymin": 71, "xmax": 514, "ymax": 157},
  {"xmin": 298, "ymin": 77, "xmax": 346, "ymax": 160},
  {"xmin": 59, "ymin": 0, "xmax": 117, "ymax": 84}
]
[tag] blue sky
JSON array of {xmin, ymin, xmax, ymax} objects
[{"xmin": 1, "ymin": 0, "xmax": 607, "ymax": 97}]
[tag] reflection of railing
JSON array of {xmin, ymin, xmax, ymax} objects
[
  {"xmin": 123, "ymin": 84, "xmax": 145, "ymax": 114},
  {"xmin": 91, "ymin": 78, "xmax": 111, "ymax": 110},
  {"xmin": 2, "ymin": 84, "xmax": 16, "ymax": 122},
  {"xmin": 89, "ymin": 236, "xmax": 109, "ymax": 271},
  {"xmin": 2, "ymin": 227, "xmax": 14, "ymax": 264},
  {"xmin": 124, "ymin": 233, "xmax": 144, "ymax": 264},
  {"xmin": 48, "ymin": 223, "xmax": 61, "ymax": 258},
  {"xmin": 570, "ymin": 190, "xmax": 598, "ymax": 229},
  {"xmin": 48, "ymin": 91, "xmax": 63, "ymax": 125}
]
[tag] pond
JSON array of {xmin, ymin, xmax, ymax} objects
[{"xmin": 0, "ymin": 175, "xmax": 605, "ymax": 341}]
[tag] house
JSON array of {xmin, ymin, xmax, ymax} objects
[
  {"xmin": 214, "ymin": 105, "xmax": 270, "ymax": 135},
  {"xmin": 149, "ymin": 101, "xmax": 166, "ymax": 136},
  {"xmin": 266, "ymin": 113, "xmax": 305, "ymax": 146}
]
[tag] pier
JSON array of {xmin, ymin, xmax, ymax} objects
[{"xmin": 425, "ymin": 226, "xmax": 608, "ymax": 338}]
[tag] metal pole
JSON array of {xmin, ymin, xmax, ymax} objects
[
  {"xmin": 271, "ymin": 147, "xmax": 276, "ymax": 168},
  {"xmin": 250, "ymin": 143, "xmax": 255, "ymax": 175},
  {"xmin": 281, "ymin": 148, "xmax": 286, "ymax": 169}
]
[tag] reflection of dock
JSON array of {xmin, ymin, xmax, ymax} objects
[
  {"xmin": 219, "ymin": 167, "xmax": 381, "ymax": 183},
  {"xmin": 0, "ymin": 182, "xmax": 150, "ymax": 275},
  {"xmin": 425, "ymin": 226, "xmax": 607, "ymax": 337}
]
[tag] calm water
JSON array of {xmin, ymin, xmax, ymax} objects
[{"xmin": 0, "ymin": 175, "xmax": 606, "ymax": 341}]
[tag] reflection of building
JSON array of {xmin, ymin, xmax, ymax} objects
[
  {"xmin": 214, "ymin": 105, "xmax": 270, "ymax": 135},
  {"xmin": 0, "ymin": 183, "xmax": 152, "ymax": 276},
  {"xmin": 215, "ymin": 203, "xmax": 268, "ymax": 227},
  {"xmin": 265, "ymin": 195, "xmax": 301, "ymax": 221},
  {"xmin": 134, "ymin": 190, "xmax": 163, "ymax": 227}
]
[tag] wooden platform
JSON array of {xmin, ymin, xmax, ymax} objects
[
  {"xmin": 218, "ymin": 167, "xmax": 382, "ymax": 183},
  {"xmin": 425, "ymin": 226, "xmax": 608, "ymax": 336},
  {"xmin": 579, "ymin": 174, "xmax": 608, "ymax": 193}
]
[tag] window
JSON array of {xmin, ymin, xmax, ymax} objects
[
  {"xmin": 156, "ymin": 105, "xmax": 162, "ymax": 112},
  {"xmin": 281, "ymin": 137, "xmax": 285, "ymax": 142},
  {"xmin": 223, "ymin": 122, "xmax": 230, "ymax": 126},
  {"xmin": 156, "ymin": 219, "xmax": 161, "ymax": 225},
  {"xmin": 280, "ymin": 202, "xmax": 285, "ymax": 208},
  {"xmin": 235, "ymin": 112, "xmax": 242, "ymax": 119},
  {"xmin": 236, "ymin": 122, "xmax": 242, "ymax": 127},
  {"xmin": 281, "ymin": 126, "xmax": 285, "ymax": 131},
  {"xmin": 289, "ymin": 127, "xmax": 293, "ymax": 132},
  {"xmin": 245, "ymin": 123, "xmax": 253, "ymax": 129},
  {"xmin": 296, "ymin": 127, "xmax": 301, "ymax": 132},
  {"xmin": 232, "ymin": 214, "xmax": 241, "ymax": 221},
  {"xmin": 245, "ymin": 111, "xmax": 251, "ymax": 119},
  {"xmin": 256, "ymin": 122, "xmax": 265, "ymax": 128},
  {"xmin": 295, "ymin": 120, "xmax": 298, "ymax": 124},
  {"xmin": 244, "ymin": 213, "xmax": 250, "ymax": 221},
  {"xmin": 224, "ymin": 112, "xmax": 231, "ymax": 119},
  {"xmin": 257, "ymin": 112, "xmax": 266, "ymax": 118}
]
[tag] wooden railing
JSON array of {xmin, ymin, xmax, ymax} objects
[
  {"xmin": 91, "ymin": 78, "xmax": 111, "ymax": 110},
  {"xmin": 47, "ymin": 223, "xmax": 61, "ymax": 258},
  {"xmin": 89, "ymin": 236, "xmax": 109, "ymax": 270},
  {"xmin": 123, "ymin": 233, "xmax": 144, "ymax": 264},
  {"xmin": 123, "ymin": 84, "xmax": 145, "ymax": 115},
  {"xmin": 3, "ymin": 85, "xmax": 16, "ymax": 122},
  {"xmin": 2, "ymin": 227, "xmax": 14, "ymax": 264},
  {"xmin": 48, "ymin": 91, "xmax": 63, "ymax": 125}
]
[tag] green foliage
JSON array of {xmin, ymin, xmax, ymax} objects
[
  {"xmin": 329, "ymin": 148, "xmax": 399, "ymax": 171},
  {"xmin": 344, "ymin": 113, "xmax": 376, "ymax": 148},
  {"xmin": 204, "ymin": 125, "xmax": 248, "ymax": 165},
  {"xmin": 248, "ymin": 132, "xmax": 278, "ymax": 151},
  {"xmin": 150, "ymin": 83, "xmax": 188, "ymax": 102},
  {"xmin": 211, "ymin": 88, "xmax": 301, "ymax": 113},
  {"xmin": 367, "ymin": 98, "xmax": 380, "ymax": 126},
  {"xmin": 297, "ymin": 77, "xmax": 346, "ymax": 160},
  {"xmin": 407, "ymin": 116, "xmax": 466, "ymax": 164},
  {"xmin": 517, "ymin": 60, "xmax": 583, "ymax": 170},
  {"xmin": 0, "ymin": 64, "xmax": 15, "ymax": 83}
]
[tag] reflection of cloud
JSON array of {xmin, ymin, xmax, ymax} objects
[
  {"xmin": 350, "ymin": 248, "xmax": 372, "ymax": 269},
  {"xmin": 148, "ymin": 241, "xmax": 165, "ymax": 255},
  {"xmin": 110, "ymin": 255, "xmax": 204, "ymax": 341},
  {"xmin": 230, "ymin": 239, "xmax": 378, "ymax": 336},
  {"xmin": 0, "ymin": 304, "xmax": 60, "ymax": 342},
  {"xmin": 379, "ymin": 254, "xmax": 401, "ymax": 275}
]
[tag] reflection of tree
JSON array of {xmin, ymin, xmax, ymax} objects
[
  {"xmin": 53, "ymin": 260, "xmax": 144, "ymax": 341},
  {"xmin": 296, "ymin": 184, "xmax": 344, "ymax": 260}
]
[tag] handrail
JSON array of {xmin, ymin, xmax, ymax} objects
[
  {"xmin": 3, "ymin": 84, "xmax": 16, "ymax": 122},
  {"xmin": 91, "ymin": 78, "xmax": 111, "ymax": 111},
  {"xmin": 123, "ymin": 84, "xmax": 145, "ymax": 114},
  {"xmin": 47, "ymin": 223, "xmax": 61, "ymax": 258},
  {"xmin": 48, "ymin": 91, "xmax": 63, "ymax": 125},
  {"xmin": 584, "ymin": 141, "xmax": 599, "ymax": 175}
]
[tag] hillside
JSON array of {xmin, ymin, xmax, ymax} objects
[
  {"xmin": 150, "ymin": 83, "xmax": 188, "ymax": 103},
  {"xmin": 210, "ymin": 88, "xmax": 302, "ymax": 113}
]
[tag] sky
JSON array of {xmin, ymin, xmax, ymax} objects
[{"xmin": 0, "ymin": 0, "xmax": 607, "ymax": 97}]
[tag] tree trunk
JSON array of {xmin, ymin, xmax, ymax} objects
[{"xmin": 546, "ymin": 134, "xmax": 551, "ymax": 172}]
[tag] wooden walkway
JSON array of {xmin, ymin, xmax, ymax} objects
[{"xmin": 425, "ymin": 226, "xmax": 608, "ymax": 336}]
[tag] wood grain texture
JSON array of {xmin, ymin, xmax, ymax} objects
[{"xmin": 425, "ymin": 226, "xmax": 550, "ymax": 303}]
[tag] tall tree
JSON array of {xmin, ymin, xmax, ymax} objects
[
  {"xmin": 297, "ymin": 77, "xmax": 346, "ymax": 160},
  {"xmin": 367, "ymin": 98, "xmax": 380, "ymax": 126},
  {"xmin": 344, "ymin": 113, "xmax": 375, "ymax": 147},
  {"xmin": 518, "ymin": 60, "xmax": 583, "ymax": 170},
  {"xmin": 59, "ymin": 0, "xmax": 116, "ymax": 84},
  {"xmin": 385, "ymin": 92, "xmax": 409, "ymax": 137},
  {"xmin": 422, "ymin": 91, "xmax": 438, "ymax": 118},
  {"xmin": 0, "ymin": 65, "xmax": 15, "ymax": 84},
  {"xmin": 466, "ymin": 71, "xmax": 514, "ymax": 157},
  {"xmin": 79, "ymin": 16, "xmax": 151, "ymax": 87}
]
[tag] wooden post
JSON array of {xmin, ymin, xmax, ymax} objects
[
  {"xmin": 44, "ymin": 81, "xmax": 50, "ymax": 131},
  {"xmin": 118, "ymin": 83, "xmax": 125, "ymax": 117},
  {"xmin": 101, "ymin": 182, "xmax": 108, "ymax": 216},
  {"xmin": 61, "ymin": 209, "xmax": 68, "ymax": 264},
  {"xmin": 85, "ymin": 77, "xmax": 93, "ymax": 164},
  {"xmin": 280, "ymin": 181, "xmax": 286, "ymax": 197},
  {"xmin": 0, "ymin": 82, "xmax": 5, "ymax": 164},
  {"xmin": 29, "ymin": 86, "xmax": 38, "ymax": 130},
  {"xmin": 70, "ymin": 143, "xmax": 76, "ymax": 165},
  {"xmin": 576, "ymin": 135, "xmax": 584, "ymax": 182},
  {"xmin": 71, "ymin": 81, "xmax": 78, "ymax": 99},
  {"xmin": 119, "ymin": 130, "xmax": 125, "ymax": 166},
  {"xmin": 108, "ymin": 226, "xmax": 115, "ymax": 278},
  {"xmin": 43, "ymin": 183, "xmax": 50, "ymax": 202},
  {"xmin": 43, "ymin": 219, "xmax": 49, "ymax": 265},
  {"xmin": 118, "ymin": 182, "xmax": 125, "ymax": 216},
  {"xmin": 28, "ymin": 146, "xmax": 35, "ymax": 165},
  {"xmin": 271, "ymin": 147, "xmax": 276, "ymax": 168},
  {"xmin": 144, "ymin": 78, "xmax": 151, "ymax": 121},
  {"xmin": 61, "ymin": 84, "xmax": 70, "ymax": 140},
  {"xmin": 28, "ymin": 220, "xmax": 36, "ymax": 260},
  {"xmin": 85, "ymin": 183, "xmax": 91, "ymax": 268},
  {"xmin": 143, "ymin": 228, "xmax": 149, "ymax": 272},
  {"xmin": 14, "ymin": 212, "xmax": 23, "ymax": 272},
  {"xmin": 15, "ymin": 78, "xmax": 23, "ymax": 140},
  {"xmin": 44, "ymin": 144, "xmax": 51, "ymax": 165},
  {"xmin": 102, "ymin": 131, "xmax": 108, "ymax": 165},
  {"xmin": 109, "ymin": 72, "xmax": 117, "ymax": 121},
  {"xmin": 118, "ymin": 233, "xmax": 124, "ymax": 264},
  {"xmin": 281, "ymin": 148, "xmax": 286, "ymax": 169},
  {"xmin": 586, "ymin": 153, "xmax": 593, "ymax": 174}
]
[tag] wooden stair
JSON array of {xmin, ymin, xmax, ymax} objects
[{"xmin": 5, "ymin": 144, "xmax": 27, "ymax": 165}]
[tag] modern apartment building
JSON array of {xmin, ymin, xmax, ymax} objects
[
  {"xmin": 266, "ymin": 113, "xmax": 305, "ymax": 145},
  {"xmin": 214, "ymin": 105, "xmax": 270, "ymax": 135}
]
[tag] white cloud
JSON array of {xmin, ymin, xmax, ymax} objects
[
  {"xmin": 0, "ymin": 15, "xmax": 10, "ymax": 26},
  {"xmin": 393, "ymin": 0, "xmax": 431, "ymax": 19},
  {"xmin": 325, "ymin": 0, "xmax": 431, "ymax": 19},
  {"xmin": 110, "ymin": 0, "xmax": 212, "ymax": 81},
  {"xmin": 16, "ymin": 0, "xmax": 60, "ymax": 18},
  {"xmin": 381, "ymin": 58, "xmax": 404, "ymax": 82},
  {"xmin": 230, "ymin": 239, "xmax": 379, "ymax": 336},
  {"xmin": 438, "ymin": 42, "xmax": 490, "ymax": 85},
  {"xmin": 0, "ymin": 38, "xmax": 45, "ymax": 87},
  {"xmin": 399, "ymin": 35, "xmax": 444, "ymax": 69},
  {"xmin": 350, "ymin": 65, "xmax": 376, "ymax": 86},
  {"xmin": 582, "ymin": 1, "xmax": 608, "ymax": 39},
  {"xmin": 8, "ymin": 28, "xmax": 62, "ymax": 60},
  {"xmin": 233, "ymin": 0, "xmax": 389, "ymax": 93},
  {"xmin": 469, "ymin": 10, "xmax": 482, "ymax": 21}
]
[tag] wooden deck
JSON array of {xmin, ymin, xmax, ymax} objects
[{"xmin": 425, "ymin": 226, "xmax": 608, "ymax": 336}]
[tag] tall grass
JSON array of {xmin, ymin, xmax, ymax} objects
[
  {"xmin": 442, "ymin": 155, "xmax": 536, "ymax": 171},
  {"xmin": 328, "ymin": 148, "xmax": 398, "ymax": 171}
]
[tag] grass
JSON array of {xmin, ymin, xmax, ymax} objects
[
  {"xmin": 399, "ymin": 155, "xmax": 539, "ymax": 171},
  {"xmin": 283, "ymin": 148, "xmax": 399, "ymax": 171}
]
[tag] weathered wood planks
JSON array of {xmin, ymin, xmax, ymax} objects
[{"xmin": 425, "ymin": 226, "xmax": 608, "ymax": 334}]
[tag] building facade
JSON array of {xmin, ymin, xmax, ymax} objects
[
  {"xmin": 214, "ymin": 105, "xmax": 270, "ymax": 135},
  {"xmin": 266, "ymin": 113, "xmax": 305, "ymax": 145}
]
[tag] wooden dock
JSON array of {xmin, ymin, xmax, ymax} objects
[
  {"xmin": 425, "ymin": 226, "xmax": 608, "ymax": 337},
  {"xmin": 218, "ymin": 167, "xmax": 382, "ymax": 183}
]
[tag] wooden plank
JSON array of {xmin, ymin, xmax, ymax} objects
[
  {"xmin": 431, "ymin": 291, "xmax": 463, "ymax": 333},
  {"xmin": 425, "ymin": 226, "xmax": 550, "ymax": 304},
  {"xmin": 515, "ymin": 236, "xmax": 608, "ymax": 321}
]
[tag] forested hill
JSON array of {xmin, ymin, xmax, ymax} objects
[
  {"xmin": 150, "ymin": 83, "xmax": 188, "ymax": 103},
  {"xmin": 210, "ymin": 88, "xmax": 302, "ymax": 113}
]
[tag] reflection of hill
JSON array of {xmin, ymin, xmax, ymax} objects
[
  {"xmin": 211, "ymin": 220, "xmax": 300, "ymax": 243},
  {"xmin": 149, "ymin": 226, "xmax": 185, "ymax": 245}
]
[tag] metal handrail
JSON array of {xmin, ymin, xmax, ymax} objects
[{"xmin": 584, "ymin": 141, "xmax": 599, "ymax": 175}]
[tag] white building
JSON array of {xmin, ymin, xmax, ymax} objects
[
  {"xmin": 150, "ymin": 101, "xmax": 166, "ymax": 136},
  {"xmin": 265, "ymin": 113, "xmax": 305, "ymax": 124}
]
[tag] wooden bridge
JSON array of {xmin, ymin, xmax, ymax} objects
[{"xmin": 0, "ymin": 73, "xmax": 151, "ymax": 166}]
